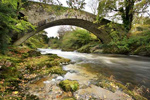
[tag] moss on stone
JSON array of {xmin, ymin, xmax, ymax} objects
[{"xmin": 59, "ymin": 80, "xmax": 79, "ymax": 92}]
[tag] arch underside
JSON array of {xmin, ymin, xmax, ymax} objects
[{"xmin": 13, "ymin": 18, "xmax": 111, "ymax": 46}]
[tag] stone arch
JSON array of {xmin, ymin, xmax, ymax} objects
[
  {"xmin": 13, "ymin": 18, "xmax": 111, "ymax": 46},
  {"xmin": 13, "ymin": 1, "xmax": 125, "ymax": 46}
]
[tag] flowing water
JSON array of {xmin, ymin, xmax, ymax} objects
[
  {"xmin": 28, "ymin": 49, "xmax": 150, "ymax": 99},
  {"xmin": 39, "ymin": 49, "xmax": 150, "ymax": 88}
]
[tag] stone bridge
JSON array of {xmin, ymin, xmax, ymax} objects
[{"xmin": 13, "ymin": 1, "xmax": 125, "ymax": 45}]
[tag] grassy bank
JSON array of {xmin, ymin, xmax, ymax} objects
[
  {"xmin": 102, "ymin": 27, "xmax": 150, "ymax": 56},
  {"xmin": 0, "ymin": 47, "xmax": 70, "ymax": 99}
]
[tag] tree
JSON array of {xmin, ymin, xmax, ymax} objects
[
  {"xmin": 0, "ymin": 1, "xmax": 17, "ymax": 54},
  {"xmin": 66, "ymin": 0, "xmax": 86, "ymax": 10},
  {"xmin": 57, "ymin": 26, "xmax": 72, "ymax": 39},
  {"xmin": 0, "ymin": 0, "xmax": 35, "ymax": 54},
  {"xmin": 97, "ymin": 0, "xmax": 150, "ymax": 32},
  {"xmin": 88, "ymin": 0, "xmax": 99, "ymax": 14},
  {"xmin": 56, "ymin": 0, "xmax": 62, "ymax": 5}
]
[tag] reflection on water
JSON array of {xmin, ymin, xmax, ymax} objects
[{"xmin": 38, "ymin": 48, "xmax": 150, "ymax": 88}]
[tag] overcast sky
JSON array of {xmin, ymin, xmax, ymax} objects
[{"xmin": 33, "ymin": 0, "xmax": 93, "ymax": 37}]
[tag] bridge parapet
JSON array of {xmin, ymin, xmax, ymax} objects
[{"xmin": 22, "ymin": 1, "xmax": 96, "ymax": 27}]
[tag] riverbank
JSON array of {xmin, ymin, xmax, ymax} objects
[
  {"xmin": 0, "ymin": 47, "xmax": 149, "ymax": 100},
  {"xmin": 0, "ymin": 47, "xmax": 70, "ymax": 99},
  {"xmin": 30, "ymin": 49, "xmax": 149, "ymax": 100}
]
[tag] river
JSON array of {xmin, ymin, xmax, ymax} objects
[
  {"xmin": 39, "ymin": 48, "xmax": 150, "ymax": 88},
  {"xmin": 29, "ymin": 48, "xmax": 150, "ymax": 99}
]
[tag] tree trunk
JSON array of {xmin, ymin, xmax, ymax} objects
[{"xmin": 123, "ymin": 0, "xmax": 135, "ymax": 32}]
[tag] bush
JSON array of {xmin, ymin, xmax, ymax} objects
[
  {"xmin": 49, "ymin": 28, "xmax": 99, "ymax": 51},
  {"xmin": 133, "ymin": 46, "xmax": 150, "ymax": 56},
  {"xmin": 103, "ymin": 29, "xmax": 150, "ymax": 56},
  {"xmin": 23, "ymin": 34, "xmax": 48, "ymax": 49}
]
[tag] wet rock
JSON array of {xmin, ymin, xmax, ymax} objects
[
  {"xmin": 74, "ymin": 84, "xmax": 133, "ymax": 100},
  {"xmin": 62, "ymin": 92, "xmax": 73, "ymax": 98},
  {"xmin": 56, "ymin": 76, "xmax": 64, "ymax": 81},
  {"xmin": 52, "ymin": 74, "xmax": 59, "ymax": 78}
]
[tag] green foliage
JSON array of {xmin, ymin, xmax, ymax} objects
[
  {"xmin": 97, "ymin": 0, "xmax": 149, "ymax": 31},
  {"xmin": 60, "ymin": 28, "xmax": 97, "ymax": 50},
  {"xmin": 49, "ymin": 37, "xmax": 61, "ymax": 49},
  {"xmin": 103, "ymin": 28, "xmax": 150, "ymax": 56},
  {"xmin": 49, "ymin": 28, "xmax": 100, "ymax": 52},
  {"xmin": 0, "ymin": 59, "xmax": 23, "ymax": 99},
  {"xmin": 77, "ymin": 42, "xmax": 100, "ymax": 53},
  {"xmin": 0, "ymin": 2, "xmax": 17, "ymax": 54},
  {"xmin": 66, "ymin": 0, "xmax": 86, "ymax": 10},
  {"xmin": 16, "ymin": 20, "xmax": 36, "ymax": 33},
  {"xmin": 46, "ymin": 5, "xmax": 68, "ymax": 15},
  {"xmin": 47, "ymin": 66, "xmax": 67, "ymax": 75},
  {"xmin": 29, "ymin": 1, "xmax": 68, "ymax": 16},
  {"xmin": 23, "ymin": 33, "xmax": 48, "ymax": 49},
  {"xmin": 0, "ymin": 47, "xmax": 70, "ymax": 99},
  {"xmin": 103, "ymin": 20, "xmax": 150, "ymax": 55},
  {"xmin": 59, "ymin": 80, "xmax": 79, "ymax": 92},
  {"xmin": 0, "ymin": 0, "xmax": 35, "ymax": 54},
  {"xmin": 99, "ymin": 80, "xmax": 117, "ymax": 92},
  {"xmin": 77, "ymin": 43, "xmax": 92, "ymax": 53}
]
